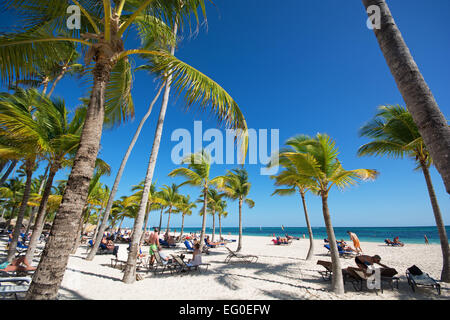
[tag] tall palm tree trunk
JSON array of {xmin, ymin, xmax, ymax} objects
[
  {"xmin": 300, "ymin": 190, "xmax": 314, "ymax": 260},
  {"xmin": 47, "ymin": 65, "xmax": 68, "ymax": 98},
  {"xmin": 237, "ymin": 198, "xmax": 243, "ymax": 252},
  {"xmin": 41, "ymin": 77, "xmax": 49, "ymax": 96},
  {"xmin": 26, "ymin": 60, "xmax": 111, "ymax": 300},
  {"xmin": 86, "ymin": 82, "xmax": 165, "ymax": 261},
  {"xmin": 321, "ymin": 193, "xmax": 344, "ymax": 294},
  {"xmin": 5, "ymin": 206, "xmax": 16, "ymax": 232},
  {"xmin": 118, "ymin": 217, "xmax": 125, "ymax": 231},
  {"xmin": 71, "ymin": 208, "xmax": 87, "ymax": 254},
  {"xmin": 199, "ymin": 188, "xmax": 208, "ymax": 251},
  {"xmin": 219, "ymin": 215, "xmax": 222, "ymax": 240},
  {"xmin": 0, "ymin": 160, "xmax": 18, "ymax": 186},
  {"xmin": 211, "ymin": 210, "xmax": 215, "ymax": 242},
  {"xmin": 25, "ymin": 164, "xmax": 58, "ymax": 262},
  {"xmin": 363, "ymin": 0, "xmax": 450, "ymax": 194},
  {"xmin": 158, "ymin": 208, "xmax": 163, "ymax": 232},
  {"xmin": 25, "ymin": 164, "xmax": 50, "ymax": 236},
  {"xmin": 421, "ymin": 162, "xmax": 450, "ymax": 282},
  {"xmin": 166, "ymin": 206, "xmax": 172, "ymax": 234},
  {"xmin": 140, "ymin": 211, "xmax": 151, "ymax": 245},
  {"xmin": 7, "ymin": 162, "xmax": 33, "ymax": 262},
  {"xmin": 180, "ymin": 214, "xmax": 185, "ymax": 239},
  {"xmin": 122, "ymin": 22, "xmax": 178, "ymax": 284}
]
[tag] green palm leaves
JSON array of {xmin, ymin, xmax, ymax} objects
[
  {"xmin": 281, "ymin": 134, "xmax": 378, "ymax": 193},
  {"xmin": 358, "ymin": 105, "xmax": 430, "ymax": 165},
  {"xmin": 168, "ymin": 150, "xmax": 223, "ymax": 189}
]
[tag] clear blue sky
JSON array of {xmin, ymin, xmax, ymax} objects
[{"xmin": 1, "ymin": 0, "xmax": 449, "ymax": 229}]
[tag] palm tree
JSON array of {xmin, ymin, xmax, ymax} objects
[
  {"xmin": 220, "ymin": 168, "xmax": 255, "ymax": 252},
  {"xmin": 217, "ymin": 200, "xmax": 228, "ymax": 240},
  {"xmin": 358, "ymin": 105, "xmax": 449, "ymax": 282},
  {"xmin": 205, "ymin": 189, "xmax": 224, "ymax": 242},
  {"xmin": 270, "ymin": 163, "xmax": 316, "ymax": 260},
  {"xmin": 362, "ymin": 0, "xmax": 450, "ymax": 194},
  {"xmin": 0, "ymin": 1, "xmax": 212, "ymax": 298},
  {"xmin": 281, "ymin": 134, "xmax": 378, "ymax": 294},
  {"xmin": 168, "ymin": 150, "xmax": 223, "ymax": 253},
  {"xmin": 176, "ymin": 195, "xmax": 196, "ymax": 239},
  {"xmin": 159, "ymin": 183, "xmax": 182, "ymax": 234}
]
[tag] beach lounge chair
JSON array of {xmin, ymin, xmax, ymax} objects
[
  {"xmin": 345, "ymin": 266, "xmax": 399, "ymax": 293},
  {"xmin": 316, "ymin": 260, "xmax": 333, "ymax": 281},
  {"xmin": 406, "ymin": 265, "xmax": 441, "ymax": 295},
  {"xmin": 171, "ymin": 254, "xmax": 210, "ymax": 273},
  {"xmin": 159, "ymin": 239, "xmax": 176, "ymax": 248},
  {"xmin": 204, "ymin": 238, "xmax": 217, "ymax": 248},
  {"xmin": 271, "ymin": 237, "xmax": 291, "ymax": 245},
  {"xmin": 0, "ymin": 277, "xmax": 31, "ymax": 300},
  {"xmin": 323, "ymin": 244, "xmax": 356, "ymax": 259},
  {"xmin": 316, "ymin": 260, "xmax": 351, "ymax": 282},
  {"xmin": 224, "ymin": 246, "xmax": 258, "ymax": 264},
  {"xmin": 152, "ymin": 251, "xmax": 177, "ymax": 275},
  {"xmin": 384, "ymin": 239, "xmax": 404, "ymax": 247},
  {"xmin": 184, "ymin": 240, "xmax": 194, "ymax": 253}
]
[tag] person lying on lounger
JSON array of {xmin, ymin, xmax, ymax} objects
[
  {"xmin": 338, "ymin": 239, "xmax": 356, "ymax": 252},
  {"xmin": 158, "ymin": 249, "xmax": 173, "ymax": 263},
  {"xmin": 355, "ymin": 255, "xmax": 389, "ymax": 275},
  {"xmin": 205, "ymin": 236, "xmax": 225, "ymax": 246},
  {"xmin": 0, "ymin": 256, "xmax": 36, "ymax": 272}
]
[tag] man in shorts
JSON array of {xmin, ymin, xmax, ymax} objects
[
  {"xmin": 148, "ymin": 227, "xmax": 160, "ymax": 265},
  {"xmin": 347, "ymin": 230, "xmax": 362, "ymax": 254}
]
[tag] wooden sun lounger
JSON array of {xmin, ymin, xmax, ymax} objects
[
  {"xmin": 316, "ymin": 260, "xmax": 350, "ymax": 282},
  {"xmin": 224, "ymin": 246, "xmax": 258, "ymax": 264},
  {"xmin": 345, "ymin": 267, "xmax": 399, "ymax": 293},
  {"xmin": 0, "ymin": 277, "xmax": 31, "ymax": 300}
]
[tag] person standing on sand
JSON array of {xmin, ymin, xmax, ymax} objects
[
  {"xmin": 148, "ymin": 227, "xmax": 160, "ymax": 266},
  {"xmin": 347, "ymin": 230, "xmax": 362, "ymax": 254},
  {"xmin": 424, "ymin": 234, "xmax": 429, "ymax": 245}
]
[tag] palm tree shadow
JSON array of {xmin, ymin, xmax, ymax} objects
[
  {"xmin": 58, "ymin": 286, "xmax": 91, "ymax": 300},
  {"xmin": 65, "ymin": 267, "xmax": 122, "ymax": 282}
]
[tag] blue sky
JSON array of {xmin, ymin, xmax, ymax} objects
[{"xmin": 1, "ymin": 0, "xmax": 449, "ymax": 229}]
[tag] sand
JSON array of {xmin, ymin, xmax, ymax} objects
[{"xmin": 42, "ymin": 235, "xmax": 450, "ymax": 300}]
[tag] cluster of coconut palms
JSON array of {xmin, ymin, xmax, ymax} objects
[{"xmin": 0, "ymin": 1, "xmax": 249, "ymax": 299}]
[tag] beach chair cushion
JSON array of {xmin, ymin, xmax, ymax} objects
[
  {"xmin": 407, "ymin": 265, "xmax": 423, "ymax": 276},
  {"xmin": 412, "ymin": 274, "xmax": 437, "ymax": 286}
]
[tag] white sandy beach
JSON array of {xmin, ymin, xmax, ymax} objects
[{"xmin": 29, "ymin": 235, "xmax": 447, "ymax": 300}]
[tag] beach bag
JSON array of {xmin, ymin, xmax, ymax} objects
[{"xmin": 407, "ymin": 265, "xmax": 423, "ymax": 276}]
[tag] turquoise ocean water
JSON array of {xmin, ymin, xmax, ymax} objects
[{"xmin": 171, "ymin": 226, "xmax": 450, "ymax": 244}]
